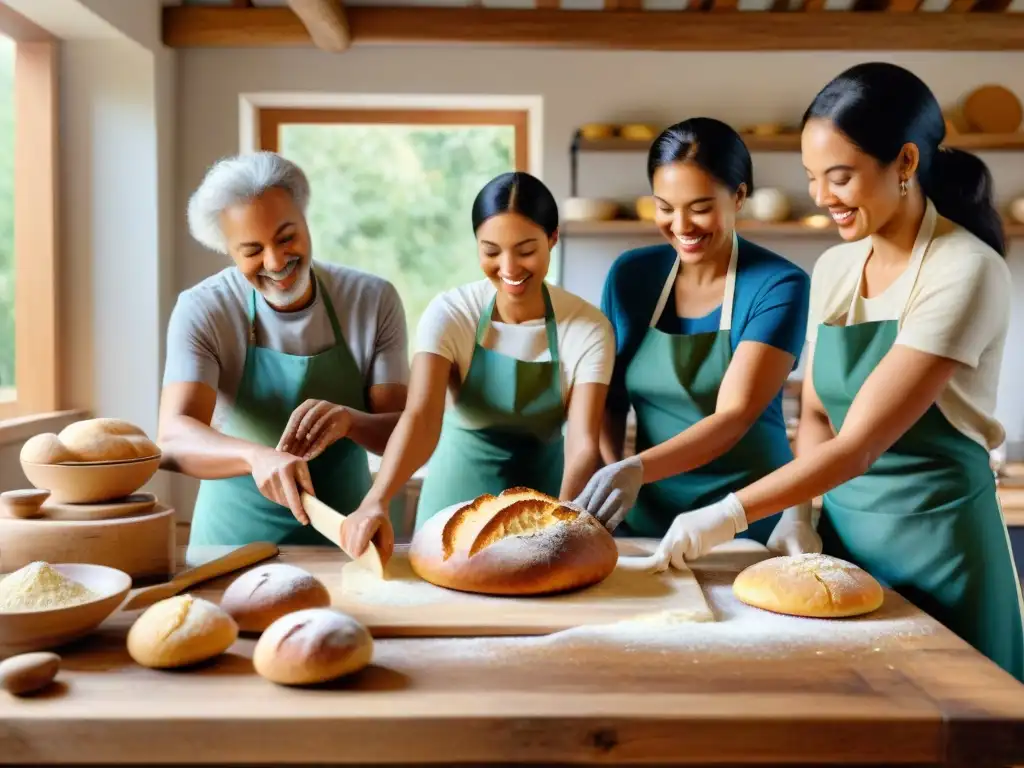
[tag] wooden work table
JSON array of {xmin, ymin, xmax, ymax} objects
[{"xmin": 3, "ymin": 545, "xmax": 1024, "ymax": 768}]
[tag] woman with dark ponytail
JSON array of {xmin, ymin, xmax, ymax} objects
[
  {"xmin": 642, "ymin": 63, "xmax": 1023, "ymax": 684},
  {"xmin": 344, "ymin": 171, "xmax": 615, "ymax": 535}
]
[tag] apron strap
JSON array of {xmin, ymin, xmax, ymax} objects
[
  {"xmin": 648, "ymin": 232, "xmax": 740, "ymax": 332},
  {"xmin": 476, "ymin": 283, "xmax": 560, "ymax": 364},
  {"xmin": 845, "ymin": 199, "xmax": 937, "ymax": 329}
]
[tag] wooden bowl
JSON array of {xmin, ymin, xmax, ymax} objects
[
  {"xmin": 562, "ymin": 197, "xmax": 620, "ymax": 221},
  {"xmin": 0, "ymin": 564, "xmax": 131, "ymax": 658},
  {"xmin": 20, "ymin": 456, "xmax": 161, "ymax": 504}
]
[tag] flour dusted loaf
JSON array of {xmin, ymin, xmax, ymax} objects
[
  {"xmin": 20, "ymin": 418, "xmax": 159, "ymax": 464},
  {"xmin": 408, "ymin": 487, "xmax": 618, "ymax": 596},
  {"xmin": 127, "ymin": 594, "xmax": 239, "ymax": 668},
  {"xmin": 220, "ymin": 563, "xmax": 331, "ymax": 633},
  {"xmin": 732, "ymin": 553, "xmax": 884, "ymax": 618},
  {"xmin": 252, "ymin": 608, "xmax": 373, "ymax": 686}
]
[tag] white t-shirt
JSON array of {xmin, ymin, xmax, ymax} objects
[
  {"xmin": 806, "ymin": 215, "xmax": 1011, "ymax": 450},
  {"xmin": 416, "ymin": 280, "xmax": 615, "ymax": 409}
]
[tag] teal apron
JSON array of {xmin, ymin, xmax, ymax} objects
[
  {"xmin": 188, "ymin": 271, "xmax": 374, "ymax": 548},
  {"xmin": 414, "ymin": 284, "xmax": 565, "ymax": 527},
  {"xmin": 814, "ymin": 201, "xmax": 1024, "ymax": 683},
  {"xmin": 618, "ymin": 234, "xmax": 785, "ymax": 542}
]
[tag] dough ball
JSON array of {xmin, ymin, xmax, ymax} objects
[
  {"xmin": 127, "ymin": 594, "xmax": 238, "ymax": 668},
  {"xmin": 252, "ymin": 608, "xmax": 373, "ymax": 686},
  {"xmin": 732, "ymin": 553, "xmax": 884, "ymax": 618},
  {"xmin": 57, "ymin": 418, "xmax": 159, "ymax": 462},
  {"xmin": 220, "ymin": 563, "xmax": 331, "ymax": 633},
  {"xmin": 19, "ymin": 433, "xmax": 74, "ymax": 465}
]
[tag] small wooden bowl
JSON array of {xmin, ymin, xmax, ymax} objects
[
  {"xmin": 20, "ymin": 456, "xmax": 161, "ymax": 504},
  {"xmin": 0, "ymin": 564, "xmax": 131, "ymax": 658}
]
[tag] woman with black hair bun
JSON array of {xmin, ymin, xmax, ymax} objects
[
  {"xmin": 574, "ymin": 117, "xmax": 813, "ymax": 553},
  {"xmin": 643, "ymin": 63, "xmax": 1023, "ymax": 683},
  {"xmin": 342, "ymin": 171, "xmax": 615, "ymax": 535}
]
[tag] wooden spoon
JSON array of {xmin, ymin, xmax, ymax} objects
[
  {"xmin": 121, "ymin": 541, "xmax": 280, "ymax": 612},
  {"xmin": 0, "ymin": 489, "xmax": 51, "ymax": 519}
]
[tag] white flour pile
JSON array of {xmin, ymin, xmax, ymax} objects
[{"xmin": 0, "ymin": 561, "xmax": 97, "ymax": 612}]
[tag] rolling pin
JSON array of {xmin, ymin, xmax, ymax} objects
[{"xmin": 301, "ymin": 493, "xmax": 386, "ymax": 578}]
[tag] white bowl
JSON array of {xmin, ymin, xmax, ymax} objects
[{"xmin": 0, "ymin": 563, "xmax": 132, "ymax": 658}]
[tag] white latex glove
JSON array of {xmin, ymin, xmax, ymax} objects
[
  {"xmin": 573, "ymin": 455, "xmax": 644, "ymax": 531},
  {"xmin": 649, "ymin": 493, "xmax": 748, "ymax": 573},
  {"xmin": 765, "ymin": 501, "xmax": 822, "ymax": 557}
]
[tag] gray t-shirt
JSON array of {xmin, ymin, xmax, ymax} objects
[{"xmin": 163, "ymin": 260, "xmax": 410, "ymax": 429}]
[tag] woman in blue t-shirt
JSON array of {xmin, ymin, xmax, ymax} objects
[{"xmin": 574, "ymin": 117, "xmax": 814, "ymax": 551}]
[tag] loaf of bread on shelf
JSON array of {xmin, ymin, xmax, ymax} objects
[
  {"xmin": 732, "ymin": 553, "xmax": 884, "ymax": 619},
  {"xmin": 20, "ymin": 418, "xmax": 160, "ymax": 464},
  {"xmin": 127, "ymin": 594, "xmax": 239, "ymax": 669},
  {"xmin": 252, "ymin": 608, "xmax": 373, "ymax": 686},
  {"xmin": 219, "ymin": 563, "xmax": 331, "ymax": 633},
  {"xmin": 408, "ymin": 487, "xmax": 618, "ymax": 596}
]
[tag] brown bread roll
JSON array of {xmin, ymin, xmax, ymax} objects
[
  {"xmin": 252, "ymin": 608, "xmax": 373, "ymax": 686},
  {"xmin": 219, "ymin": 563, "xmax": 331, "ymax": 633},
  {"xmin": 127, "ymin": 594, "xmax": 238, "ymax": 668},
  {"xmin": 408, "ymin": 487, "xmax": 618, "ymax": 596},
  {"xmin": 732, "ymin": 553, "xmax": 884, "ymax": 618}
]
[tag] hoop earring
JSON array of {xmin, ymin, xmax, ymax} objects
[{"xmin": 899, "ymin": 179, "xmax": 908, "ymax": 197}]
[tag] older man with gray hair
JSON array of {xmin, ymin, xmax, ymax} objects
[{"xmin": 159, "ymin": 151, "xmax": 407, "ymax": 562}]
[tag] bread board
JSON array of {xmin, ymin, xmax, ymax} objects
[
  {"xmin": 0, "ymin": 504, "xmax": 176, "ymax": 580},
  {"xmin": 327, "ymin": 539, "xmax": 771, "ymax": 637}
]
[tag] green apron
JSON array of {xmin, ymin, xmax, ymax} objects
[
  {"xmin": 415, "ymin": 284, "xmax": 565, "ymax": 527},
  {"xmin": 618, "ymin": 233, "xmax": 785, "ymax": 542},
  {"xmin": 188, "ymin": 271, "xmax": 373, "ymax": 548},
  {"xmin": 814, "ymin": 201, "xmax": 1024, "ymax": 683}
]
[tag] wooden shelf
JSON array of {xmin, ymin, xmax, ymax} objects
[
  {"xmin": 577, "ymin": 132, "xmax": 1024, "ymax": 153},
  {"xmin": 562, "ymin": 218, "xmax": 1024, "ymax": 239}
]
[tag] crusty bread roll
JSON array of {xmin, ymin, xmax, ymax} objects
[
  {"xmin": 220, "ymin": 563, "xmax": 331, "ymax": 633},
  {"xmin": 732, "ymin": 553, "xmax": 884, "ymax": 618},
  {"xmin": 408, "ymin": 487, "xmax": 618, "ymax": 596},
  {"xmin": 252, "ymin": 608, "xmax": 373, "ymax": 686},
  {"xmin": 19, "ymin": 418, "xmax": 159, "ymax": 465},
  {"xmin": 127, "ymin": 594, "xmax": 239, "ymax": 668}
]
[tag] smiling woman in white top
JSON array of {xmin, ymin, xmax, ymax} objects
[
  {"xmin": 340, "ymin": 171, "xmax": 614, "ymax": 557},
  {"xmin": 643, "ymin": 62, "xmax": 1023, "ymax": 684}
]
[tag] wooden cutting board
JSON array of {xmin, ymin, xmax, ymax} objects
[{"xmin": 326, "ymin": 538, "xmax": 771, "ymax": 637}]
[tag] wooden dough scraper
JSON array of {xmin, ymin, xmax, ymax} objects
[{"xmin": 301, "ymin": 492, "xmax": 386, "ymax": 578}]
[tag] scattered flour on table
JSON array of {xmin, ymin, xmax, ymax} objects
[
  {"xmin": 370, "ymin": 575, "xmax": 936, "ymax": 665},
  {"xmin": 0, "ymin": 562, "xmax": 97, "ymax": 612}
]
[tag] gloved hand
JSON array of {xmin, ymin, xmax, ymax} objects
[
  {"xmin": 573, "ymin": 455, "xmax": 644, "ymax": 531},
  {"xmin": 765, "ymin": 501, "xmax": 822, "ymax": 557},
  {"xmin": 649, "ymin": 493, "xmax": 748, "ymax": 573}
]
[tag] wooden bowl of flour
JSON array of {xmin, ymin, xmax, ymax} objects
[{"xmin": 0, "ymin": 563, "xmax": 131, "ymax": 658}]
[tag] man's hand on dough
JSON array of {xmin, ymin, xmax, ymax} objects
[
  {"xmin": 766, "ymin": 502, "xmax": 822, "ymax": 557},
  {"xmin": 650, "ymin": 493, "xmax": 748, "ymax": 572}
]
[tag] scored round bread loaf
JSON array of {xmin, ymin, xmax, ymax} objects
[
  {"xmin": 252, "ymin": 608, "xmax": 373, "ymax": 686},
  {"xmin": 408, "ymin": 487, "xmax": 618, "ymax": 596},
  {"xmin": 127, "ymin": 594, "xmax": 239, "ymax": 668},
  {"xmin": 732, "ymin": 553, "xmax": 884, "ymax": 618},
  {"xmin": 57, "ymin": 418, "xmax": 160, "ymax": 462},
  {"xmin": 219, "ymin": 563, "xmax": 332, "ymax": 633}
]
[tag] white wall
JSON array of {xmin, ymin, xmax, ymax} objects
[
  {"xmin": 0, "ymin": 1, "xmax": 176, "ymax": 504},
  {"xmin": 175, "ymin": 47, "xmax": 1024, "ymax": 511}
]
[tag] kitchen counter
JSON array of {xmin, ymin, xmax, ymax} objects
[{"xmin": 3, "ymin": 545, "xmax": 1024, "ymax": 767}]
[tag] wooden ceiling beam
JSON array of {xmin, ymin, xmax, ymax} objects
[
  {"xmin": 287, "ymin": 0, "xmax": 350, "ymax": 52},
  {"xmin": 161, "ymin": 5, "xmax": 1024, "ymax": 51}
]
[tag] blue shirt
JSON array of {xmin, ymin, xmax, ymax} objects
[{"xmin": 600, "ymin": 237, "xmax": 810, "ymax": 426}]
